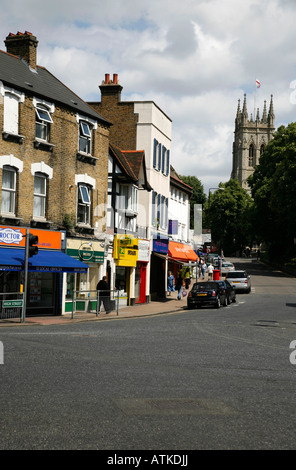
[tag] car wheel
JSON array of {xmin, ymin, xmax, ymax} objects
[
  {"xmin": 215, "ymin": 297, "xmax": 221, "ymax": 309},
  {"xmin": 232, "ymin": 295, "xmax": 236, "ymax": 303},
  {"xmin": 223, "ymin": 296, "xmax": 228, "ymax": 307}
]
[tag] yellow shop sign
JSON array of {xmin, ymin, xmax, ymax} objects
[{"xmin": 114, "ymin": 235, "xmax": 138, "ymax": 267}]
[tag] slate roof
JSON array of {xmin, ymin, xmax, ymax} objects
[
  {"xmin": 110, "ymin": 144, "xmax": 152, "ymax": 191},
  {"xmin": 170, "ymin": 165, "xmax": 193, "ymax": 195},
  {"xmin": 0, "ymin": 49, "xmax": 110, "ymax": 125}
]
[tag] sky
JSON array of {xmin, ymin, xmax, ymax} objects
[{"xmin": 1, "ymin": 0, "xmax": 296, "ymax": 195}]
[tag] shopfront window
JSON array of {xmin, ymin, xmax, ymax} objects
[{"xmin": 115, "ymin": 266, "xmax": 127, "ymax": 292}]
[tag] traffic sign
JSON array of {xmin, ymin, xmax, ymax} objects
[{"xmin": 2, "ymin": 300, "xmax": 23, "ymax": 308}]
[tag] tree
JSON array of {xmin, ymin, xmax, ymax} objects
[
  {"xmin": 248, "ymin": 123, "xmax": 296, "ymax": 259},
  {"xmin": 205, "ymin": 179, "xmax": 253, "ymax": 255},
  {"xmin": 178, "ymin": 175, "xmax": 207, "ymax": 229}
]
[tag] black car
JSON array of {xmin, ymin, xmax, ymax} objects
[
  {"xmin": 213, "ymin": 280, "xmax": 236, "ymax": 305},
  {"xmin": 187, "ymin": 282, "xmax": 226, "ymax": 309}
]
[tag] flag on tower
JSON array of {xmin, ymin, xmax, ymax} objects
[{"xmin": 256, "ymin": 79, "xmax": 261, "ymax": 88}]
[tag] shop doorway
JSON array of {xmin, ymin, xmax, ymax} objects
[{"xmin": 135, "ymin": 263, "xmax": 147, "ymax": 304}]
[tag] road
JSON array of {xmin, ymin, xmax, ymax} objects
[{"xmin": 0, "ymin": 258, "xmax": 296, "ymax": 450}]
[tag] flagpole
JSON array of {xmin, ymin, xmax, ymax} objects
[{"xmin": 254, "ymin": 78, "xmax": 256, "ymax": 118}]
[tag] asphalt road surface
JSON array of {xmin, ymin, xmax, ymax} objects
[{"xmin": 1, "ymin": 258, "xmax": 296, "ymax": 451}]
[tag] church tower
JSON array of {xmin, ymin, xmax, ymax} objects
[{"xmin": 231, "ymin": 94, "xmax": 275, "ymax": 191}]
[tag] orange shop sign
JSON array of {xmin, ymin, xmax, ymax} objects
[{"xmin": 0, "ymin": 226, "xmax": 62, "ymax": 250}]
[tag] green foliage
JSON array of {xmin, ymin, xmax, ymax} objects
[
  {"xmin": 178, "ymin": 175, "xmax": 207, "ymax": 229},
  {"xmin": 205, "ymin": 179, "xmax": 253, "ymax": 255},
  {"xmin": 62, "ymin": 213, "xmax": 76, "ymax": 232},
  {"xmin": 248, "ymin": 123, "xmax": 296, "ymax": 260}
]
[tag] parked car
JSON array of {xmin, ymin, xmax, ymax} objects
[
  {"xmin": 226, "ymin": 270, "xmax": 251, "ymax": 293},
  {"xmin": 213, "ymin": 280, "xmax": 236, "ymax": 305},
  {"xmin": 220, "ymin": 261, "xmax": 235, "ymax": 276},
  {"xmin": 187, "ymin": 281, "xmax": 226, "ymax": 309}
]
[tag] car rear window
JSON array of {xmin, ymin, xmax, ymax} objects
[
  {"xmin": 194, "ymin": 282, "xmax": 217, "ymax": 290},
  {"xmin": 227, "ymin": 272, "xmax": 246, "ymax": 278}
]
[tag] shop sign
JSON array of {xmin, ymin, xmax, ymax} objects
[
  {"xmin": 114, "ymin": 235, "xmax": 138, "ymax": 267},
  {"xmin": 66, "ymin": 240, "xmax": 104, "ymax": 263},
  {"xmin": 67, "ymin": 248, "xmax": 104, "ymax": 263},
  {"xmin": 152, "ymin": 236, "xmax": 169, "ymax": 254},
  {"xmin": 138, "ymin": 239, "xmax": 150, "ymax": 263},
  {"xmin": 0, "ymin": 226, "xmax": 62, "ymax": 250}
]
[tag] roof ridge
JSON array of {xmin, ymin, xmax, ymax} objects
[{"xmin": 0, "ymin": 49, "xmax": 22, "ymax": 60}]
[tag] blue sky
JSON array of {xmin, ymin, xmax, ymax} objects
[{"xmin": 1, "ymin": 0, "xmax": 296, "ymax": 194}]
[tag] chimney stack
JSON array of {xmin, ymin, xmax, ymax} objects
[
  {"xmin": 99, "ymin": 73, "xmax": 123, "ymax": 102},
  {"xmin": 5, "ymin": 31, "xmax": 38, "ymax": 70}
]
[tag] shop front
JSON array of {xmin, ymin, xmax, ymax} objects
[
  {"xmin": 0, "ymin": 225, "xmax": 88, "ymax": 316},
  {"xmin": 135, "ymin": 239, "xmax": 150, "ymax": 304},
  {"xmin": 113, "ymin": 234, "xmax": 138, "ymax": 306},
  {"xmin": 168, "ymin": 240, "xmax": 198, "ymax": 279},
  {"xmin": 65, "ymin": 238, "xmax": 105, "ymax": 313},
  {"xmin": 150, "ymin": 234, "xmax": 169, "ymax": 299}
]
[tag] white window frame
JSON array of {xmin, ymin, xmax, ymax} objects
[
  {"xmin": 77, "ymin": 184, "xmax": 91, "ymax": 225},
  {"xmin": 33, "ymin": 172, "xmax": 47, "ymax": 219},
  {"xmin": 1, "ymin": 84, "xmax": 25, "ymax": 136},
  {"xmin": 1, "ymin": 166, "xmax": 17, "ymax": 215},
  {"xmin": 35, "ymin": 104, "xmax": 53, "ymax": 142}
]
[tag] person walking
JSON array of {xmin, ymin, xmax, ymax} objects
[
  {"xmin": 167, "ymin": 271, "xmax": 175, "ymax": 296},
  {"xmin": 184, "ymin": 268, "xmax": 191, "ymax": 289},
  {"xmin": 96, "ymin": 276, "xmax": 111, "ymax": 314},
  {"xmin": 175, "ymin": 273, "xmax": 184, "ymax": 300},
  {"xmin": 201, "ymin": 260, "xmax": 206, "ymax": 280},
  {"xmin": 207, "ymin": 263, "xmax": 214, "ymax": 280}
]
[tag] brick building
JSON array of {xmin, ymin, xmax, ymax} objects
[
  {"xmin": 0, "ymin": 31, "xmax": 111, "ymax": 316},
  {"xmin": 88, "ymin": 74, "xmax": 172, "ymax": 300}
]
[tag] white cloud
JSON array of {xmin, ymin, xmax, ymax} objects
[{"xmin": 1, "ymin": 0, "xmax": 296, "ymax": 194}]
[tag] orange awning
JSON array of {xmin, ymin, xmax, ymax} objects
[{"xmin": 168, "ymin": 241, "xmax": 198, "ymax": 262}]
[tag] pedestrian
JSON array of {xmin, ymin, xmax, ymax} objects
[
  {"xmin": 198, "ymin": 259, "xmax": 202, "ymax": 278},
  {"xmin": 96, "ymin": 276, "xmax": 111, "ymax": 314},
  {"xmin": 201, "ymin": 261, "xmax": 206, "ymax": 279},
  {"xmin": 167, "ymin": 271, "xmax": 175, "ymax": 296},
  {"xmin": 184, "ymin": 268, "xmax": 191, "ymax": 289},
  {"xmin": 175, "ymin": 273, "xmax": 184, "ymax": 300},
  {"xmin": 207, "ymin": 263, "xmax": 214, "ymax": 280}
]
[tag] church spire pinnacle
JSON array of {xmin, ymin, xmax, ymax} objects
[
  {"xmin": 268, "ymin": 94, "xmax": 274, "ymax": 126},
  {"xmin": 262, "ymin": 100, "xmax": 267, "ymax": 123},
  {"xmin": 242, "ymin": 93, "xmax": 248, "ymax": 122}
]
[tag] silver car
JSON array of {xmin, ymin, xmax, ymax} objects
[
  {"xmin": 220, "ymin": 261, "xmax": 235, "ymax": 276},
  {"xmin": 226, "ymin": 270, "xmax": 251, "ymax": 293}
]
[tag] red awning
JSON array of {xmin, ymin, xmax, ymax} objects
[{"xmin": 168, "ymin": 241, "xmax": 198, "ymax": 262}]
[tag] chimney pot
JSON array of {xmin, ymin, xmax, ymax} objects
[
  {"xmin": 113, "ymin": 74, "xmax": 118, "ymax": 84},
  {"xmin": 5, "ymin": 31, "xmax": 38, "ymax": 70},
  {"xmin": 105, "ymin": 73, "xmax": 110, "ymax": 84}
]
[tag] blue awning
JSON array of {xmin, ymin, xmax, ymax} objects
[{"xmin": 0, "ymin": 248, "xmax": 88, "ymax": 273}]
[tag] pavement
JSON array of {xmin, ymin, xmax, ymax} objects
[{"xmin": 0, "ymin": 289, "xmax": 189, "ymax": 327}]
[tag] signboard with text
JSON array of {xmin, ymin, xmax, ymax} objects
[
  {"xmin": 0, "ymin": 226, "xmax": 62, "ymax": 250},
  {"xmin": 113, "ymin": 235, "xmax": 138, "ymax": 267}
]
